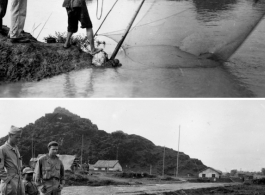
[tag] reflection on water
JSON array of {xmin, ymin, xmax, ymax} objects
[
  {"xmin": 1, "ymin": 0, "xmax": 265, "ymax": 97},
  {"xmin": 192, "ymin": 0, "xmax": 238, "ymax": 12},
  {"xmin": 192, "ymin": 0, "xmax": 238, "ymax": 22}
]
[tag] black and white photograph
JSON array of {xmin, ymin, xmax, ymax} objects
[
  {"xmin": 1, "ymin": 0, "xmax": 265, "ymax": 97},
  {"xmin": 0, "ymin": 99, "xmax": 265, "ymax": 194},
  {"xmin": 1, "ymin": 0, "xmax": 265, "ymax": 194}
]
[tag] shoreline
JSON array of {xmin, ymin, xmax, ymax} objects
[{"xmin": 0, "ymin": 25, "xmax": 102, "ymax": 85}]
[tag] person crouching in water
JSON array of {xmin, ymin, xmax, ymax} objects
[
  {"xmin": 62, "ymin": 0, "xmax": 102, "ymax": 55},
  {"xmin": 22, "ymin": 167, "xmax": 40, "ymax": 195}
]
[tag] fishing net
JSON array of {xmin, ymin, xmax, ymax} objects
[{"xmin": 96, "ymin": 0, "xmax": 265, "ymax": 67}]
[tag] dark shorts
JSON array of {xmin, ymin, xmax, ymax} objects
[{"xmin": 66, "ymin": 3, "xmax": 92, "ymax": 33}]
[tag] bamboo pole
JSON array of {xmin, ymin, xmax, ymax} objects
[
  {"xmin": 94, "ymin": 0, "xmax": 120, "ymax": 37},
  {"xmin": 176, "ymin": 125, "xmax": 180, "ymax": 177},
  {"xmin": 163, "ymin": 146, "xmax": 165, "ymax": 177},
  {"xmin": 110, "ymin": 0, "xmax": 145, "ymax": 60},
  {"xmin": 81, "ymin": 135, "xmax": 83, "ymax": 165}
]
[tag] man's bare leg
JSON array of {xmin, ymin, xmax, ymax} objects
[
  {"xmin": 86, "ymin": 28, "xmax": 101, "ymax": 54},
  {"xmin": 64, "ymin": 32, "xmax": 73, "ymax": 48}
]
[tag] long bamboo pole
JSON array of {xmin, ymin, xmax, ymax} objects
[
  {"xmin": 176, "ymin": 125, "xmax": 180, "ymax": 177},
  {"xmin": 94, "ymin": 0, "xmax": 120, "ymax": 38},
  {"xmin": 110, "ymin": 0, "xmax": 145, "ymax": 60},
  {"xmin": 163, "ymin": 146, "xmax": 165, "ymax": 177},
  {"xmin": 81, "ymin": 135, "xmax": 83, "ymax": 165}
]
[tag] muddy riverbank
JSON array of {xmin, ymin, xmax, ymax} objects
[{"xmin": 0, "ymin": 26, "xmax": 94, "ymax": 84}]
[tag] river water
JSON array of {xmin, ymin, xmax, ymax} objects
[{"xmin": 1, "ymin": 0, "xmax": 265, "ymax": 97}]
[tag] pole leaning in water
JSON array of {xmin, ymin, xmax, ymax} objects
[{"xmin": 110, "ymin": 0, "xmax": 145, "ymax": 60}]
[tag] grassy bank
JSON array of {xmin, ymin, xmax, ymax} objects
[{"xmin": 0, "ymin": 26, "xmax": 93, "ymax": 84}]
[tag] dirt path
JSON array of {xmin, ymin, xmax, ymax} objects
[{"xmin": 61, "ymin": 182, "xmax": 238, "ymax": 195}]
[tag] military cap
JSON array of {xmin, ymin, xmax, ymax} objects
[
  {"xmin": 48, "ymin": 141, "xmax": 59, "ymax": 148},
  {"xmin": 9, "ymin": 125, "xmax": 22, "ymax": 135},
  {"xmin": 22, "ymin": 167, "xmax": 34, "ymax": 175}
]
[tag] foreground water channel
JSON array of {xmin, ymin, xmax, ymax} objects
[{"xmin": 1, "ymin": 0, "xmax": 265, "ymax": 97}]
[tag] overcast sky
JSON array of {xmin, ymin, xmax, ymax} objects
[{"xmin": 0, "ymin": 99, "xmax": 264, "ymax": 172}]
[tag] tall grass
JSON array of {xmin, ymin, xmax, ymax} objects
[{"xmin": 43, "ymin": 32, "xmax": 92, "ymax": 52}]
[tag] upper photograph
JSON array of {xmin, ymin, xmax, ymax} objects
[{"xmin": 0, "ymin": 0, "xmax": 264, "ymax": 97}]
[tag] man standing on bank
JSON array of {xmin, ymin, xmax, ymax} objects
[
  {"xmin": 34, "ymin": 141, "xmax": 65, "ymax": 195},
  {"xmin": 0, "ymin": 0, "xmax": 29, "ymax": 42},
  {"xmin": 0, "ymin": 125, "xmax": 25, "ymax": 195},
  {"xmin": 62, "ymin": 0, "xmax": 102, "ymax": 55}
]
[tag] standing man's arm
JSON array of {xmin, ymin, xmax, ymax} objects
[
  {"xmin": 33, "ymin": 159, "xmax": 42, "ymax": 185},
  {"xmin": 58, "ymin": 161, "xmax": 65, "ymax": 190},
  {"xmin": 0, "ymin": 147, "xmax": 8, "ymax": 182},
  {"xmin": 60, "ymin": 161, "xmax": 65, "ymax": 185}
]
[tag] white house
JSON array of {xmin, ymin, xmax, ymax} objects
[
  {"xmin": 198, "ymin": 167, "xmax": 222, "ymax": 178},
  {"xmin": 94, "ymin": 160, "xmax": 122, "ymax": 172}
]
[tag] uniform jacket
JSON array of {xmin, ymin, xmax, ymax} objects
[
  {"xmin": 34, "ymin": 154, "xmax": 64, "ymax": 185},
  {"xmin": 0, "ymin": 141, "xmax": 25, "ymax": 195},
  {"xmin": 0, "ymin": 141, "xmax": 23, "ymax": 181}
]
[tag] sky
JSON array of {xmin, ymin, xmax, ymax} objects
[{"xmin": 0, "ymin": 99, "xmax": 265, "ymax": 172}]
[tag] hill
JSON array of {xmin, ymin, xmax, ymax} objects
[{"xmin": 0, "ymin": 107, "xmax": 206, "ymax": 176}]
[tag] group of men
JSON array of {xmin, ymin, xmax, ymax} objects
[
  {"xmin": 0, "ymin": 126, "xmax": 65, "ymax": 195},
  {"xmin": 0, "ymin": 0, "xmax": 101, "ymax": 55}
]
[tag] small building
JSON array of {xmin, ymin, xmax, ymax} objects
[
  {"xmin": 235, "ymin": 172, "xmax": 254, "ymax": 180},
  {"xmin": 236, "ymin": 173, "xmax": 245, "ymax": 178},
  {"xmin": 198, "ymin": 167, "xmax": 222, "ymax": 178},
  {"xmin": 94, "ymin": 160, "xmax": 122, "ymax": 172},
  {"xmin": 244, "ymin": 174, "xmax": 254, "ymax": 180},
  {"xmin": 89, "ymin": 164, "xmax": 95, "ymax": 170}
]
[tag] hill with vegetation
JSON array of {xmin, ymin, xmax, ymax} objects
[{"xmin": 0, "ymin": 107, "xmax": 206, "ymax": 176}]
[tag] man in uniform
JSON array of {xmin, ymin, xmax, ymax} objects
[
  {"xmin": 34, "ymin": 141, "xmax": 65, "ymax": 195},
  {"xmin": 0, "ymin": 125, "xmax": 25, "ymax": 195}
]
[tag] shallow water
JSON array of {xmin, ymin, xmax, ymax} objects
[{"xmin": 1, "ymin": 0, "xmax": 265, "ymax": 97}]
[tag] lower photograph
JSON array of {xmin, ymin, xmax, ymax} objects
[{"xmin": 0, "ymin": 99, "xmax": 264, "ymax": 195}]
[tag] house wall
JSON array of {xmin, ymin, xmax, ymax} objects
[
  {"xmin": 199, "ymin": 169, "xmax": 221, "ymax": 178},
  {"xmin": 94, "ymin": 163, "xmax": 123, "ymax": 172},
  {"xmin": 109, "ymin": 163, "xmax": 122, "ymax": 172}
]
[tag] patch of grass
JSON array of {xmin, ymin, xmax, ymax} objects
[{"xmin": 43, "ymin": 32, "xmax": 91, "ymax": 52}]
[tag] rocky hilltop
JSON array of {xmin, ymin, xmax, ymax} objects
[{"xmin": 0, "ymin": 107, "xmax": 206, "ymax": 175}]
